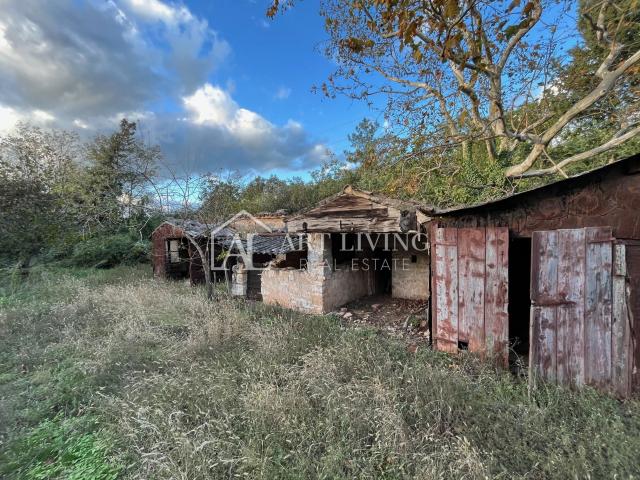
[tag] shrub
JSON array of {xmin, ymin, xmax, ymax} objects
[{"xmin": 70, "ymin": 234, "xmax": 150, "ymax": 268}]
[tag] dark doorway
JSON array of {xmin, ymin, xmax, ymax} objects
[
  {"xmin": 165, "ymin": 238, "xmax": 190, "ymax": 279},
  {"xmin": 330, "ymin": 233, "xmax": 393, "ymax": 297},
  {"xmin": 509, "ymin": 237, "xmax": 532, "ymax": 357},
  {"xmin": 247, "ymin": 270, "xmax": 263, "ymax": 300},
  {"xmin": 373, "ymin": 249, "xmax": 393, "ymax": 295}
]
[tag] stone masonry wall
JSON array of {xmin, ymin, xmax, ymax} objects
[
  {"xmin": 261, "ymin": 268, "xmax": 325, "ymax": 314},
  {"xmin": 392, "ymin": 250, "xmax": 429, "ymax": 300},
  {"xmin": 322, "ymin": 267, "xmax": 373, "ymax": 312},
  {"xmin": 262, "ymin": 233, "xmax": 375, "ymax": 314},
  {"xmin": 231, "ymin": 264, "xmax": 247, "ymax": 297}
]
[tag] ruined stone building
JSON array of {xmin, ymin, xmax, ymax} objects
[
  {"xmin": 152, "ymin": 154, "xmax": 640, "ymax": 397},
  {"xmin": 259, "ymin": 186, "xmax": 431, "ymax": 314}
]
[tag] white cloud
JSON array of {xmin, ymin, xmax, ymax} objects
[
  {"xmin": 0, "ymin": 0, "xmax": 229, "ymax": 118},
  {"xmin": 184, "ymin": 84, "xmax": 237, "ymax": 127},
  {"xmin": 184, "ymin": 84, "xmax": 275, "ymax": 145},
  {"xmin": 274, "ymin": 86, "xmax": 292, "ymax": 100},
  {"xmin": 0, "ymin": 0, "xmax": 326, "ymax": 173},
  {"xmin": 0, "ymin": 104, "xmax": 57, "ymax": 133},
  {"xmin": 171, "ymin": 83, "xmax": 328, "ymax": 171},
  {"xmin": 0, "ymin": 104, "xmax": 20, "ymax": 134},
  {"xmin": 122, "ymin": 0, "xmax": 180, "ymax": 24},
  {"xmin": 32, "ymin": 110, "xmax": 55, "ymax": 123}
]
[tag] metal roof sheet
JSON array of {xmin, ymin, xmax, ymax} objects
[{"xmin": 219, "ymin": 233, "xmax": 306, "ymax": 254}]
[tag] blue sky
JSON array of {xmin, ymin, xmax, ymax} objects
[
  {"xmin": 0, "ymin": 0, "xmax": 581, "ymax": 180},
  {"xmin": 201, "ymin": 0, "xmax": 383, "ymax": 177},
  {"xmin": 0, "ymin": 0, "xmax": 378, "ymax": 180}
]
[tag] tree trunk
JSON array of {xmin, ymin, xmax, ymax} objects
[{"xmin": 185, "ymin": 234, "xmax": 215, "ymax": 301}]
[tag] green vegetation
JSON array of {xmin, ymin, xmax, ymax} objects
[
  {"xmin": 0, "ymin": 120, "xmax": 159, "ymax": 269},
  {"xmin": 69, "ymin": 234, "xmax": 151, "ymax": 269},
  {"xmin": 1, "ymin": 267, "xmax": 639, "ymax": 479}
]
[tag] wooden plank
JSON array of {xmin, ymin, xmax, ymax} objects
[
  {"xmin": 622, "ymin": 245, "xmax": 640, "ymax": 394},
  {"xmin": 484, "ymin": 227, "xmax": 509, "ymax": 365},
  {"xmin": 303, "ymin": 207, "xmax": 389, "ymax": 218},
  {"xmin": 529, "ymin": 306, "xmax": 540, "ymax": 390},
  {"xmin": 433, "ymin": 227, "xmax": 459, "ymax": 352},
  {"xmin": 289, "ymin": 216, "xmax": 402, "ymax": 233},
  {"xmin": 458, "ymin": 228, "xmax": 486, "ymax": 351},
  {"xmin": 430, "ymin": 224, "xmax": 438, "ymax": 352},
  {"xmin": 556, "ymin": 229, "xmax": 586, "ymax": 387},
  {"xmin": 584, "ymin": 227, "xmax": 613, "ymax": 389},
  {"xmin": 612, "ymin": 243, "xmax": 631, "ymax": 396}
]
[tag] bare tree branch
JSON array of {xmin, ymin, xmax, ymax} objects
[
  {"xmin": 514, "ymin": 124, "xmax": 640, "ymax": 177},
  {"xmin": 506, "ymin": 47, "xmax": 640, "ymax": 177}
]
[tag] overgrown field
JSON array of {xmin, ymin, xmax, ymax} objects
[{"xmin": 1, "ymin": 267, "xmax": 639, "ymax": 479}]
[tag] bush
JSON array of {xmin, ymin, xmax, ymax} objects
[{"xmin": 70, "ymin": 234, "xmax": 150, "ymax": 268}]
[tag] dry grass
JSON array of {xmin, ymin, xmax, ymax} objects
[{"xmin": 1, "ymin": 266, "xmax": 639, "ymax": 479}]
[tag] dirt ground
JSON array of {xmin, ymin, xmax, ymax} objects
[{"xmin": 334, "ymin": 295, "xmax": 430, "ymax": 351}]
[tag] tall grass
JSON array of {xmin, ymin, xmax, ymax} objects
[{"xmin": 1, "ymin": 266, "xmax": 639, "ymax": 479}]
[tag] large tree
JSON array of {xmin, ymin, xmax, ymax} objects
[
  {"xmin": 0, "ymin": 124, "xmax": 82, "ymax": 265},
  {"xmin": 83, "ymin": 119, "xmax": 159, "ymax": 234},
  {"xmin": 270, "ymin": 0, "xmax": 640, "ymax": 178}
]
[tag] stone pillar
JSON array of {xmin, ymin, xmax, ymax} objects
[
  {"xmin": 307, "ymin": 233, "xmax": 332, "ymax": 274},
  {"xmin": 231, "ymin": 262, "xmax": 247, "ymax": 297}
]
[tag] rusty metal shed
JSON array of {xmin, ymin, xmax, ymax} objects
[{"xmin": 428, "ymin": 153, "xmax": 640, "ymax": 397}]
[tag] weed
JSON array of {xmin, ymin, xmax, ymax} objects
[{"xmin": 1, "ymin": 266, "xmax": 639, "ymax": 479}]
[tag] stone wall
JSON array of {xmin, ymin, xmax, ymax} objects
[
  {"xmin": 262, "ymin": 233, "xmax": 375, "ymax": 313},
  {"xmin": 392, "ymin": 250, "xmax": 429, "ymax": 300},
  {"xmin": 322, "ymin": 267, "xmax": 374, "ymax": 312},
  {"xmin": 261, "ymin": 265, "xmax": 374, "ymax": 314},
  {"xmin": 261, "ymin": 232, "xmax": 430, "ymax": 312},
  {"xmin": 261, "ymin": 268, "xmax": 325, "ymax": 313}
]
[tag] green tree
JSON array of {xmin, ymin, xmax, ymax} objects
[
  {"xmin": 82, "ymin": 119, "xmax": 159, "ymax": 235},
  {"xmin": 270, "ymin": 0, "xmax": 640, "ymax": 178},
  {"xmin": 0, "ymin": 124, "xmax": 83, "ymax": 266}
]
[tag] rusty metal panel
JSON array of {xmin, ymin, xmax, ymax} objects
[
  {"xmin": 530, "ymin": 230, "xmax": 560, "ymax": 383},
  {"xmin": 458, "ymin": 228, "xmax": 486, "ymax": 349},
  {"xmin": 485, "ymin": 227, "xmax": 509, "ymax": 364},
  {"xmin": 612, "ymin": 244, "xmax": 632, "ymax": 396},
  {"xmin": 432, "ymin": 227, "xmax": 459, "ymax": 353},
  {"xmin": 556, "ymin": 229, "xmax": 586, "ymax": 387},
  {"xmin": 584, "ymin": 227, "xmax": 613, "ymax": 388},
  {"xmin": 432, "ymin": 155, "xmax": 640, "ymax": 241}
]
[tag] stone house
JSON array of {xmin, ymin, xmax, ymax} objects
[{"xmin": 260, "ymin": 185, "xmax": 432, "ymax": 314}]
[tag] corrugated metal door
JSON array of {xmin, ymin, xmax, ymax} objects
[
  {"xmin": 529, "ymin": 227, "xmax": 632, "ymax": 395},
  {"xmin": 431, "ymin": 226, "xmax": 509, "ymax": 363}
]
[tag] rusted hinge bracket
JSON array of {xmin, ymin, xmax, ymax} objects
[{"xmin": 531, "ymin": 300, "xmax": 577, "ymax": 307}]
